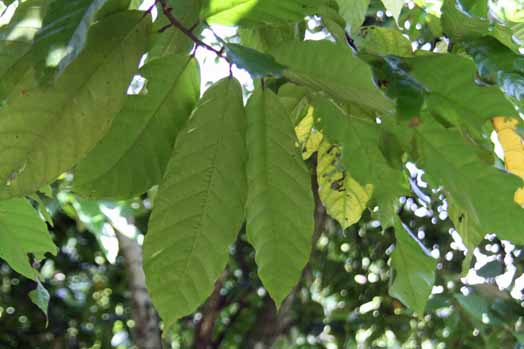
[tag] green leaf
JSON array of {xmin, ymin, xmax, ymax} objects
[
  {"xmin": 201, "ymin": 0, "xmax": 332, "ymax": 26},
  {"xmin": 0, "ymin": 198, "xmax": 57, "ymax": 279},
  {"xmin": 404, "ymin": 53, "xmax": 517, "ymax": 133},
  {"xmin": 465, "ymin": 37, "xmax": 524, "ymax": 109},
  {"xmin": 0, "ymin": 0, "xmax": 48, "ymax": 99},
  {"xmin": 143, "ymin": 78, "xmax": 247, "ymax": 328},
  {"xmin": 239, "ymin": 23, "xmax": 300, "ymax": 52},
  {"xmin": 381, "ymin": 0, "xmax": 404, "ymax": 23},
  {"xmin": 32, "ymin": 0, "xmax": 109, "ymax": 80},
  {"xmin": 271, "ymin": 40, "xmax": 394, "ymax": 115},
  {"xmin": 313, "ymin": 95, "xmax": 406, "ymax": 226},
  {"xmin": 245, "ymin": 88, "xmax": 314, "ymax": 306},
  {"xmin": 29, "ymin": 280, "xmax": 50, "ymax": 324},
  {"xmin": 226, "ymin": 43, "xmax": 285, "ymax": 78},
  {"xmin": 390, "ymin": 218, "xmax": 436, "ymax": 316},
  {"xmin": 317, "ymin": 140, "xmax": 371, "ymax": 229},
  {"xmin": 74, "ymin": 55, "xmax": 200, "ymax": 199},
  {"xmin": 278, "ymin": 83, "xmax": 309, "ymax": 125},
  {"xmin": 358, "ymin": 26, "xmax": 413, "ymax": 57},
  {"xmin": 0, "ymin": 11, "xmax": 151, "ymax": 199},
  {"xmin": 336, "ymin": 0, "xmax": 370, "ymax": 33},
  {"xmin": 416, "ymin": 121, "xmax": 524, "ymax": 244},
  {"xmin": 441, "ymin": 0, "xmax": 518, "ymax": 52}
]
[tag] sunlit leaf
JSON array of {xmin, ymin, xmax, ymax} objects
[
  {"xmin": 317, "ymin": 140, "xmax": 371, "ymax": 229},
  {"xmin": 74, "ymin": 55, "xmax": 200, "ymax": 199},
  {"xmin": 245, "ymin": 88, "xmax": 314, "ymax": 306},
  {"xmin": 0, "ymin": 11, "xmax": 150, "ymax": 199},
  {"xmin": 143, "ymin": 78, "xmax": 247, "ymax": 328}
]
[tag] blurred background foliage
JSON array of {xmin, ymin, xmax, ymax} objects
[{"xmin": 3, "ymin": 0, "xmax": 524, "ymax": 348}]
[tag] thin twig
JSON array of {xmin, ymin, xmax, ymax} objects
[{"xmin": 157, "ymin": 0, "xmax": 230, "ymax": 62}]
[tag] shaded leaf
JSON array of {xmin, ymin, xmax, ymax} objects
[
  {"xmin": 29, "ymin": 280, "xmax": 50, "ymax": 324},
  {"xmin": 0, "ymin": 198, "xmax": 57, "ymax": 279},
  {"xmin": 226, "ymin": 43, "xmax": 285, "ymax": 78},
  {"xmin": 390, "ymin": 218, "xmax": 436, "ymax": 316},
  {"xmin": 416, "ymin": 121, "xmax": 524, "ymax": 244},
  {"xmin": 271, "ymin": 40, "xmax": 394, "ymax": 115},
  {"xmin": 336, "ymin": 0, "xmax": 370, "ymax": 33}
]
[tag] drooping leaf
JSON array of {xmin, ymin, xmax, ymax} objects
[
  {"xmin": 390, "ymin": 218, "xmax": 436, "ymax": 316},
  {"xmin": 29, "ymin": 280, "xmax": 51, "ymax": 324},
  {"xmin": 0, "ymin": 11, "xmax": 150, "ymax": 199},
  {"xmin": 201, "ymin": 0, "xmax": 333, "ymax": 26},
  {"xmin": 336, "ymin": 0, "xmax": 370, "ymax": 33},
  {"xmin": 271, "ymin": 40, "xmax": 394, "ymax": 115},
  {"xmin": 416, "ymin": 121, "xmax": 524, "ymax": 244},
  {"xmin": 245, "ymin": 88, "xmax": 314, "ymax": 307},
  {"xmin": 0, "ymin": 198, "xmax": 57, "ymax": 279},
  {"xmin": 317, "ymin": 140, "xmax": 371, "ymax": 229},
  {"xmin": 143, "ymin": 78, "xmax": 247, "ymax": 328},
  {"xmin": 404, "ymin": 53, "xmax": 517, "ymax": 134},
  {"xmin": 381, "ymin": 0, "xmax": 404, "ymax": 23},
  {"xmin": 74, "ymin": 55, "xmax": 200, "ymax": 199},
  {"xmin": 313, "ymin": 95, "xmax": 406, "ymax": 226},
  {"xmin": 226, "ymin": 43, "xmax": 285, "ymax": 78}
]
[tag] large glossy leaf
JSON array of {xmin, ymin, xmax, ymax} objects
[
  {"xmin": 465, "ymin": 37, "xmax": 524, "ymax": 109},
  {"xmin": 0, "ymin": 198, "xmax": 57, "ymax": 279},
  {"xmin": 390, "ymin": 218, "xmax": 436, "ymax": 316},
  {"xmin": 143, "ymin": 78, "xmax": 247, "ymax": 328},
  {"xmin": 317, "ymin": 140, "xmax": 371, "ymax": 229},
  {"xmin": 245, "ymin": 88, "xmax": 314, "ymax": 306},
  {"xmin": 271, "ymin": 40, "xmax": 394, "ymax": 115},
  {"xmin": 441, "ymin": 0, "xmax": 518, "ymax": 52},
  {"xmin": 0, "ymin": 0, "xmax": 48, "ymax": 99},
  {"xmin": 201, "ymin": 0, "xmax": 332, "ymax": 26},
  {"xmin": 313, "ymin": 95, "xmax": 406, "ymax": 226},
  {"xmin": 404, "ymin": 53, "xmax": 517, "ymax": 134},
  {"xmin": 73, "ymin": 55, "xmax": 200, "ymax": 199},
  {"xmin": 0, "ymin": 11, "xmax": 150, "ymax": 199},
  {"xmin": 416, "ymin": 121, "xmax": 524, "ymax": 244},
  {"xmin": 226, "ymin": 43, "xmax": 285, "ymax": 78}
]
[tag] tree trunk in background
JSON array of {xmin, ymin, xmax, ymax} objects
[
  {"xmin": 193, "ymin": 273, "xmax": 227, "ymax": 349},
  {"xmin": 116, "ymin": 232, "xmax": 162, "ymax": 349}
]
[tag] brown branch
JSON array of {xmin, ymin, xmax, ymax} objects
[{"xmin": 157, "ymin": 0, "xmax": 230, "ymax": 63}]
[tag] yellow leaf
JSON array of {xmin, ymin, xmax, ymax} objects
[
  {"xmin": 317, "ymin": 140, "xmax": 372, "ymax": 228},
  {"xmin": 295, "ymin": 106, "xmax": 323, "ymax": 159},
  {"xmin": 492, "ymin": 116, "xmax": 524, "ymax": 206}
]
